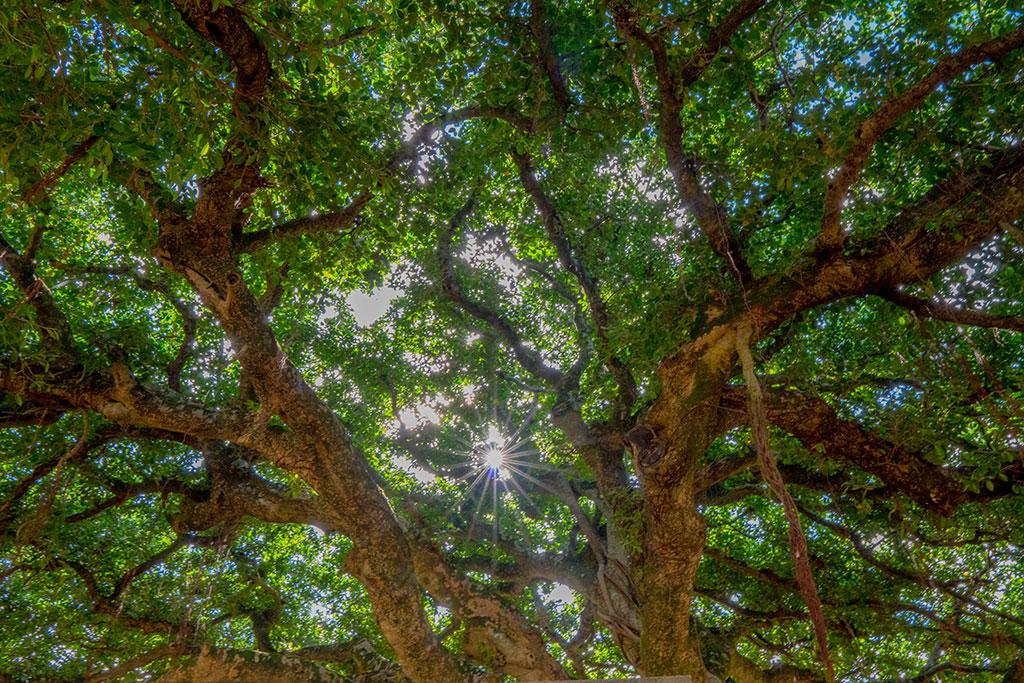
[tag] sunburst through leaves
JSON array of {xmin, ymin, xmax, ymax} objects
[{"xmin": 457, "ymin": 422, "xmax": 552, "ymax": 543}]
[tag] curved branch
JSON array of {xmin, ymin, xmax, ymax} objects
[
  {"xmin": 51, "ymin": 262, "xmax": 199, "ymax": 392},
  {"xmin": 0, "ymin": 234, "xmax": 77, "ymax": 357},
  {"xmin": 21, "ymin": 134, "xmax": 102, "ymax": 207},
  {"xmin": 677, "ymin": 0, "xmax": 770, "ymax": 87},
  {"xmin": 816, "ymin": 26, "xmax": 1024, "ymax": 251},
  {"xmin": 607, "ymin": 0, "xmax": 757, "ymax": 284},
  {"xmin": 799, "ymin": 505, "xmax": 1024, "ymax": 630},
  {"xmin": 511, "ymin": 150, "xmax": 637, "ymax": 414},
  {"xmin": 437, "ymin": 197, "xmax": 565, "ymax": 386},
  {"xmin": 112, "ymin": 537, "xmax": 189, "ymax": 601},
  {"xmin": 62, "ymin": 559, "xmax": 183, "ymax": 635},
  {"xmin": 65, "ymin": 475, "xmax": 197, "ymax": 524},
  {"xmin": 528, "ymin": 0, "xmax": 571, "ymax": 116},
  {"xmin": 0, "ymin": 427, "xmax": 116, "ymax": 520},
  {"xmin": 121, "ymin": 164, "xmax": 189, "ymax": 230},
  {"xmin": 877, "ymin": 289, "xmax": 1024, "ymax": 333},
  {"xmin": 238, "ymin": 190, "xmax": 373, "ymax": 253}
]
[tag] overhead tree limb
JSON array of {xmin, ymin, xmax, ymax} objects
[
  {"xmin": 323, "ymin": 25, "xmax": 377, "ymax": 48},
  {"xmin": 65, "ymin": 474, "xmax": 198, "ymax": 524},
  {"xmin": 718, "ymin": 385, "xmax": 966, "ymax": 514},
  {"xmin": 21, "ymin": 134, "xmax": 102, "ymax": 207},
  {"xmin": 677, "ymin": 0, "xmax": 771, "ymax": 87},
  {"xmin": 877, "ymin": 289, "xmax": 1024, "ymax": 333},
  {"xmin": 528, "ymin": 0, "xmax": 571, "ymax": 116},
  {"xmin": 62, "ymin": 559, "xmax": 184, "ymax": 636},
  {"xmin": 0, "ymin": 234, "xmax": 78, "ymax": 357},
  {"xmin": 51, "ymin": 262, "xmax": 199, "ymax": 392},
  {"xmin": 607, "ymin": 0, "xmax": 758, "ymax": 285},
  {"xmin": 155, "ymin": 646, "xmax": 348, "ymax": 682},
  {"xmin": 238, "ymin": 190, "xmax": 373, "ymax": 253},
  {"xmin": 0, "ymin": 426, "xmax": 116, "ymax": 521},
  {"xmin": 122, "ymin": 165, "xmax": 189, "ymax": 230},
  {"xmin": 168, "ymin": 0, "xmax": 271, "ymax": 240},
  {"xmin": 437, "ymin": 197, "xmax": 565, "ymax": 386},
  {"xmin": 816, "ymin": 26, "xmax": 1024, "ymax": 252},
  {"xmin": 111, "ymin": 537, "xmax": 189, "ymax": 601},
  {"xmin": 511, "ymin": 150, "xmax": 637, "ymax": 416},
  {"xmin": 724, "ymin": 145, "xmax": 1024, "ymax": 344}
]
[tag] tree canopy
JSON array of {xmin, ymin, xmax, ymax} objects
[{"xmin": 2, "ymin": 0, "xmax": 1024, "ymax": 681}]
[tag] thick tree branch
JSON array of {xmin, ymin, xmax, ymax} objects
[
  {"xmin": 238, "ymin": 190, "xmax": 372, "ymax": 253},
  {"xmin": 878, "ymin": 288, "xmax": 1024, "ymax": 333},
  {"xmin": 696, "ymin": 450, "xmax": 756, "ymax": 492},
  {"xmin": 607, "ymin": 0, "xmax": 757, "ymax": 285},
  {"xmin": 0, "ymin": 362, "xmax": 290, "ymax": 457},
  {"xmin": 647, "ymin": 145, "xmax": 1024, "ymax": 444},
  {"xmin": 816, "ymin": 26, "xmax": 1024, "ymax": 251},
  {"xmin": 719, "ymin": 385, "xmax": 965, "ymax": 514},
  {"xmin": 84, "ymin": 644, "xmax": 190, "ymax": 683},
  {"xmin": 528, "ymin": 0, "xmax": 571, "ymax": 116},
  {"xmin": 168, "ymin": 0, "xmax": 271, "ymax": 240},
  {"xmin": 122, "ymin": 165, "xmax": 189, "ymax": 230},
  {"xmin": 112, "ymin": 26, "xmax": 469, "ymax": 672},
  {"xmin": 156, "ymin": 646, "xmax": 347, "ymax": 682},
  {"xmin": 758, "ymin": 147, "xmax": 1024, "ymax": 336},
  {"xmin": 166, "ymin": 443, "xmax": 326, "ymax": 534},
  {"xmin": 720, "ymin": 648, "xmax": 822, "ymax": 683},
  {"xmin": 410, "ymin": 539, "xmax": 570, "ymax": 680}
]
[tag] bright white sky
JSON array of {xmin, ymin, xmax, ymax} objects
[{"xmin": 346, "ymin": 284, "xmax": 402, "ymax": 327}]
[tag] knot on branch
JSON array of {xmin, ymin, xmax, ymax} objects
[{"xmin": 624, "ymin": 424, "xmax": 664, "ymax": 468}]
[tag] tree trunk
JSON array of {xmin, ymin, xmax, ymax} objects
[{"xmin": 636, "ymin": 491, "xmax": 707, "ymax": 677}]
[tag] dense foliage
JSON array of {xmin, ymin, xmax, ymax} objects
[{"xmin": 2, "ymin": 0, "xmax": 1024, "ymax": 681}]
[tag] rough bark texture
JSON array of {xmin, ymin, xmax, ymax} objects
[
  {"xmin": 156, "ymin": 648, "xmax": 347, "ymax": 683},
  {"xmin": 5, "ymin": 2, "xmax": 1024, "ymax": 681}
]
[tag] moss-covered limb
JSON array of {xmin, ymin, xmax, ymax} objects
[
  {"xmin": 0, "ymin": 233, "xmax": 78, "ymax": 359},
  {"xmin": 409, "ymin": 539, "xmax": 569, "ymax": 680},
  {"xmin": 155, "ymin": 646, "xmax": 348, "ymax": 683}
]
